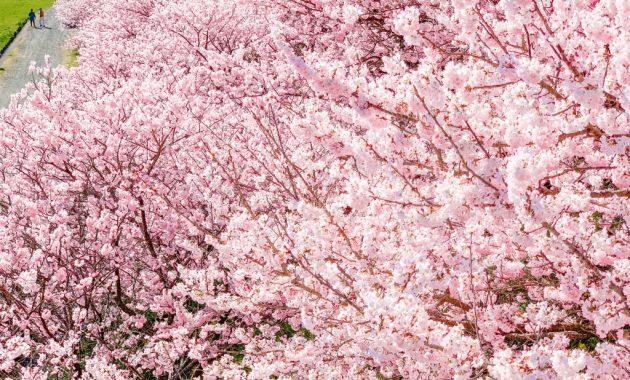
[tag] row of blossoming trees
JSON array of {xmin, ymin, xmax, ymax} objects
[{"xmin": 0, "ymin": 0, "xmax": 628, "ymax": 378}]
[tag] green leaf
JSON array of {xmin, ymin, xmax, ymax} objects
[
  {"xmin": 300, "ymin": 327, "xmax": 316, "ymax": 341},
  {"xmin": 233, "ymin": 353, "xmax": 245, "ymax": 364},
  {"xmin": 184, "ymin": 297, "xmax": 206, "ymax": 313},
  {"xmin": 78, "ymin": 336, "xmax": 96, "ymax": 358},
  {"xmin": 275, "ymin": 321, "xmax": 296, "ymax": 341},
  {"xmin": 590, "ymin": 211, "xmax": 603, "ymax": 222},
  {"xmin": 610, "ymin": 215, "xmax": 625, "ymax": 232},
  {"xmin": 145, "ymin": 309, "xmax": 158, "ymax": 324},
  {"xmin": 569, "ymin": 337, "xmax": 599, "ymax": 352},
  {"xmin": 602, "ymin": 178, "xmax": 617, "ymax": 190}
]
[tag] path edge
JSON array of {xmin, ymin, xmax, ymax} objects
[{"xmin": 0, "ymin": 19, "xmax": 28, "ymax": 59}]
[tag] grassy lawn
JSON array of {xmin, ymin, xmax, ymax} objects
[
  {"xmin": 0, "ymin": 0, "xmax": 56, "ymax": 50},
  {"xmin": 63, "ymin": 47, "xmax": 80, "ymax": 67}
]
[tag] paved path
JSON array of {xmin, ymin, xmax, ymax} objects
[{"xmin": 0, "ymin": 7, "xmax": 69, "ymax": 108}]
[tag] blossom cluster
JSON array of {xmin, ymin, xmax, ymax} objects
[{"xmin": 0, "ymin": 0, "xmax": 628, "ymax": 378}]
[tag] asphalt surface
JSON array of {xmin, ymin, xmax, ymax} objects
[{"xmin": 0, "ymin": 7, "xmax": 69, "ymax": 108}]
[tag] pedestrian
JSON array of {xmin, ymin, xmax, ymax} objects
[
  {"xmin": 39, "ymin": 8, "xmax": 45, "ymax": 28},
  {"xmin": 28, "ymin": 9, "xmax": 36, "ymax": 28}
]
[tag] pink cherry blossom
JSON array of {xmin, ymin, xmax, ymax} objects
[{"xmin": 0, "ymin": 0, "xmax": 628, "ymax": 378}]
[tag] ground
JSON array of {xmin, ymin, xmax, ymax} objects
[
  {"xmin": 0, "ymin": 6, "xmax": 69, "ymax": 108},
  {"xmin": 0, "ymin": 0, "xmax": 56, "ymax": 50}
]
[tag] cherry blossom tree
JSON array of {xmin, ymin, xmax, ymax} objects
[{"xmin": 0, "ymin": 0, "xmax": 628, "ymax": 378}]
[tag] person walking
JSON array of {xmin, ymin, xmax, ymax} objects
[
  {"xmin": 28, "ymin": 9, "xmax": 36, "ymax": 28},
  {"xmin": 39, "ymin": 8, "xmax": 45, "ymax": 28}
]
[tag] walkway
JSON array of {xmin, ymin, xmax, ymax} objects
[{"xmin": 0, "ymin": 7, "xmax": 69, "ymax": 108}]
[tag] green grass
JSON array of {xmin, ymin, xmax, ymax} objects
[
  {"xmin": 63, "ymin": 47, "xmax": 80, "ymax": 67},
  {"xmin": 0, "ymin": 0, "xmax": 55, "ymax": 50}
]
